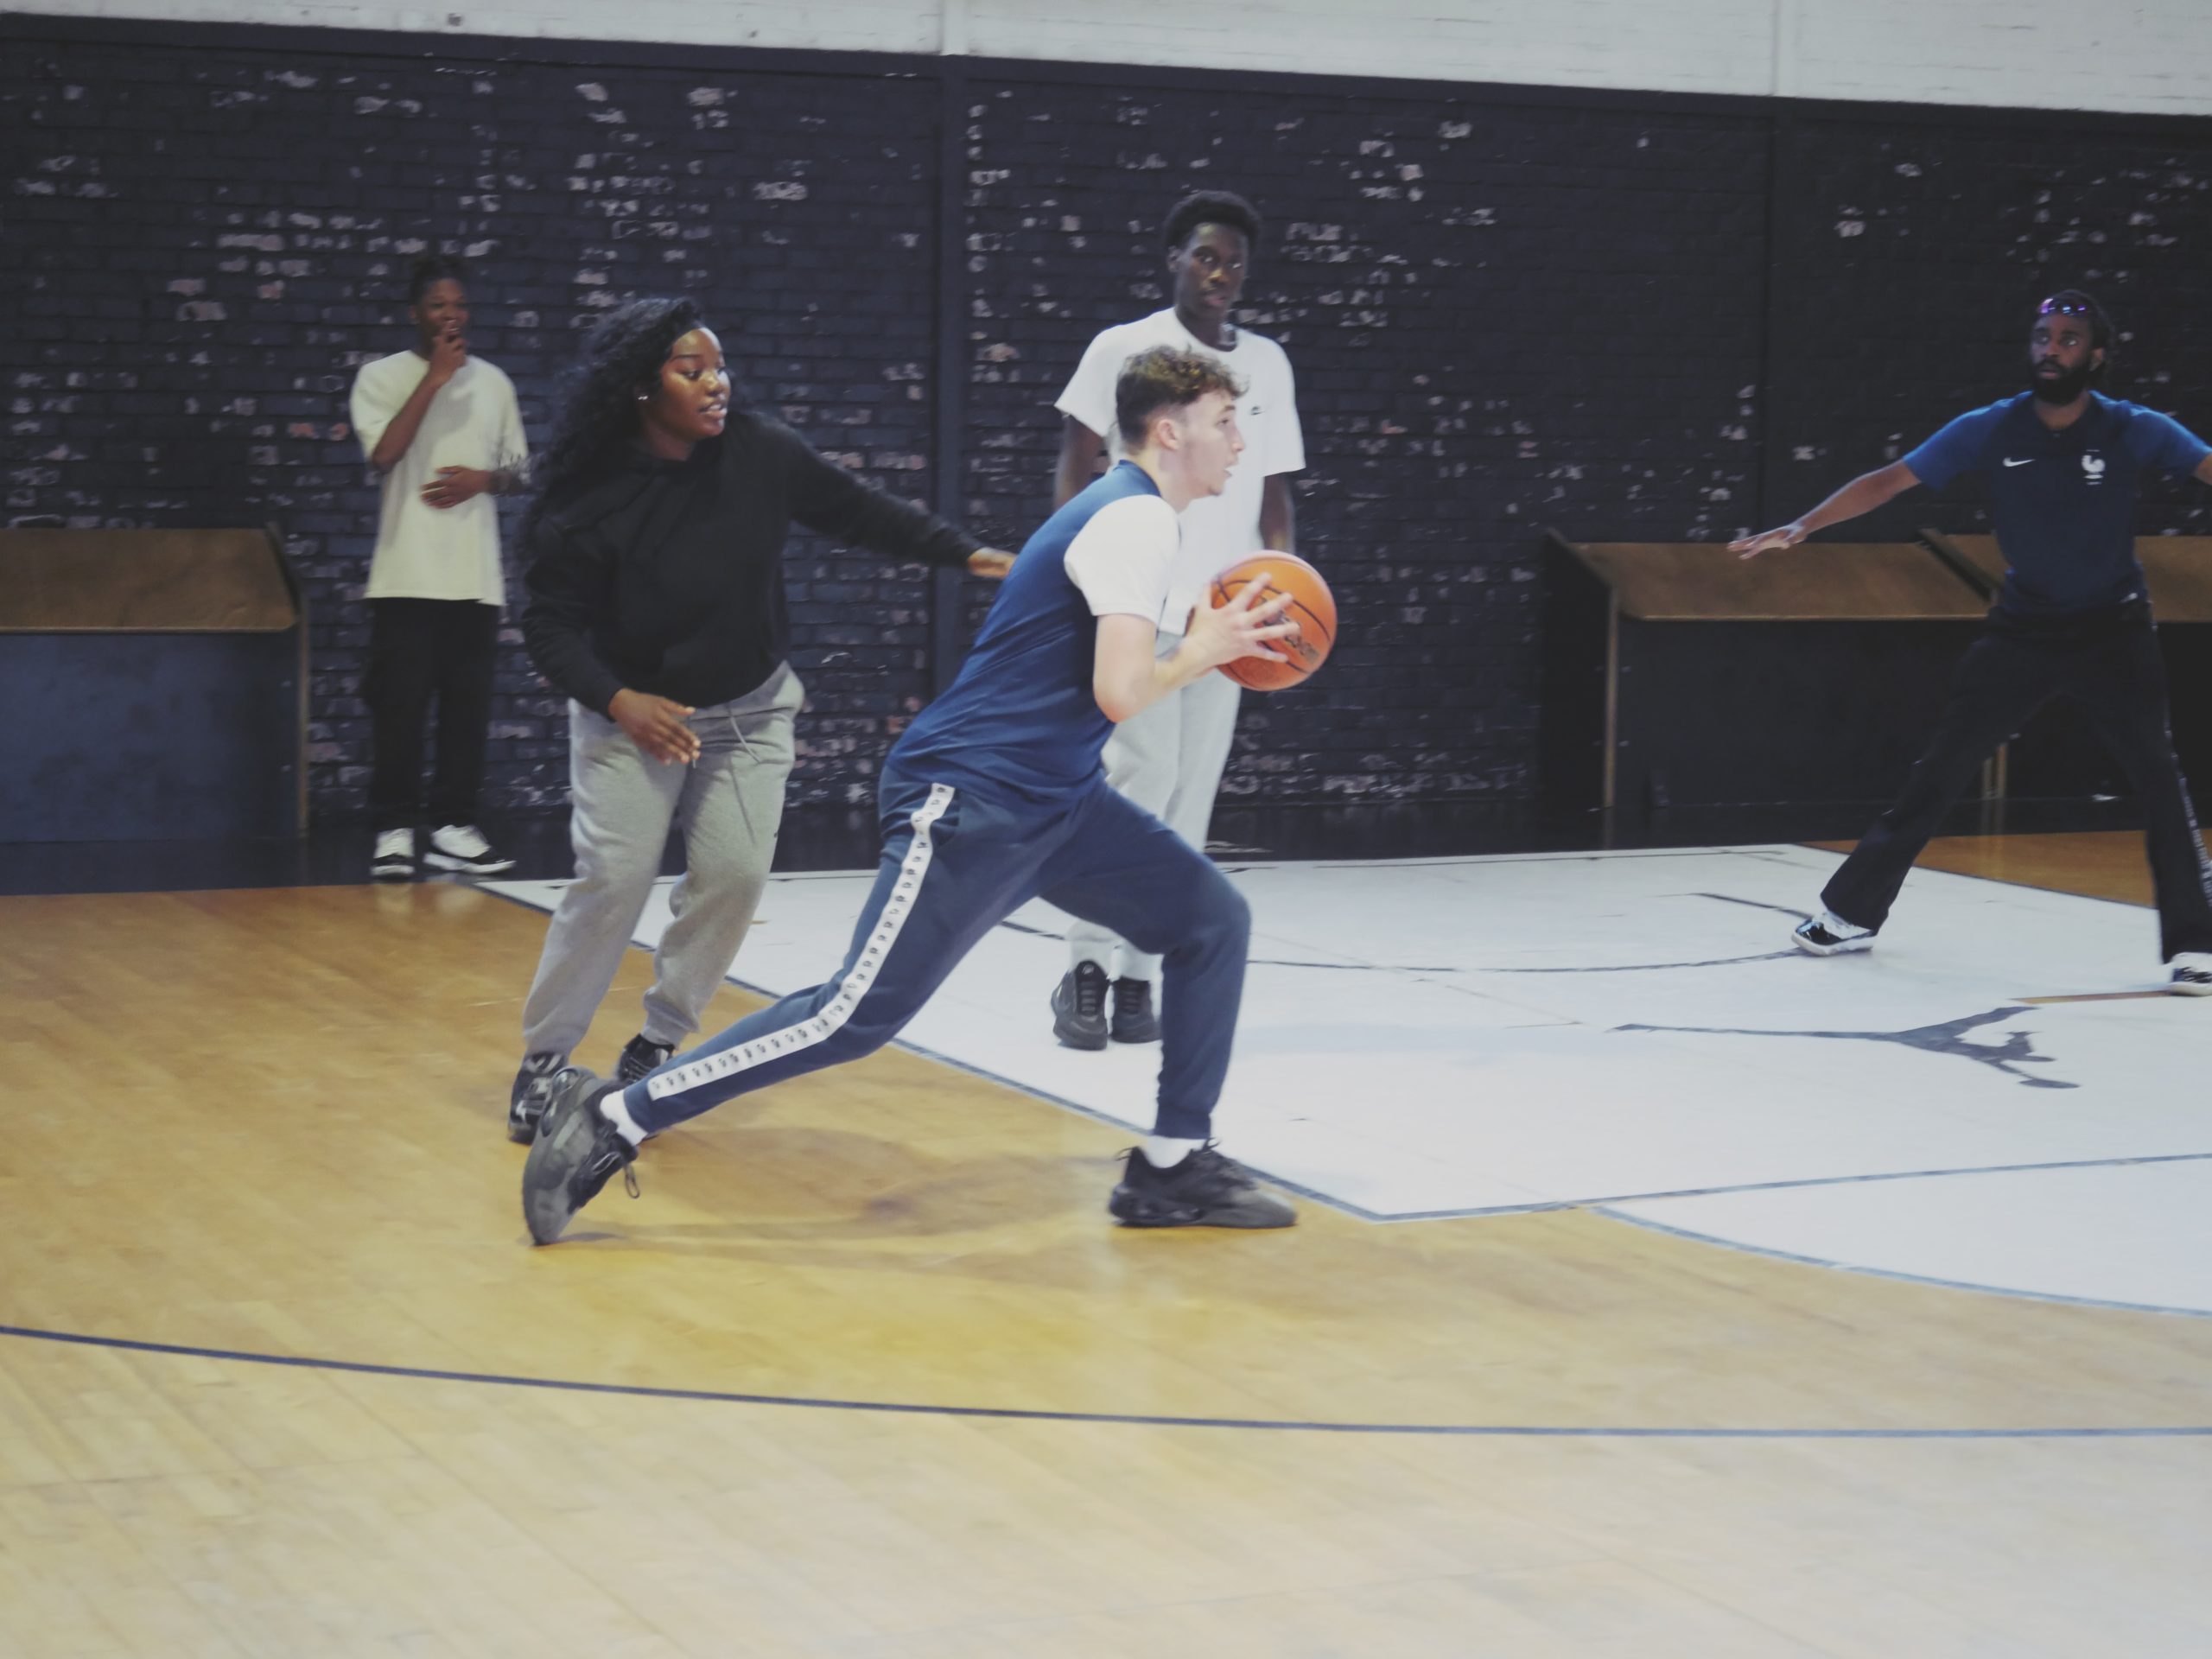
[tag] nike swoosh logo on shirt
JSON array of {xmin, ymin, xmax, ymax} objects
[{"xmin": 2002, "ymin": 458, "xmax": 2034, "ymax": 467}]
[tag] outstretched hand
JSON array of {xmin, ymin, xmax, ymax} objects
[{"xmin": 1729, "ymin": 522, "xmax": 1808, "ymax": 560}]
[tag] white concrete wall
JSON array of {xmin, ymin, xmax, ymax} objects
[{"xmin": 14, "ymin": 0, "xmax": 2212, "ymax": 117}]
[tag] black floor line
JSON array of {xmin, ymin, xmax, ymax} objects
[{"xmin": 4, "ymin": 1323, "xmax": 2202, "ymax": 1440}]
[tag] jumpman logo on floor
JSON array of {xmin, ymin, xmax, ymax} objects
[{"xmin": 1614, "ymin": 1006, "xmax": 2075, "ymax": 1090}]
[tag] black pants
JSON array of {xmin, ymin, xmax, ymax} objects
[
  {"xmin": 365, "ymin": 598, "xmax": 499, "ymax": 831},
  {"xmin": 1823, "ymin": 603, "xmax": 2212, "ymax": 962}
]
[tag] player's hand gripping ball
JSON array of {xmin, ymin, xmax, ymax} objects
[{"xmin": 1209, "ymin": 553, "xmax": 1336, "ymax": 690}]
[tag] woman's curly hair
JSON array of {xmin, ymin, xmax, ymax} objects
[{"xmin": 524, "ymin": 296, "xmax": 710, "ymax": 535}]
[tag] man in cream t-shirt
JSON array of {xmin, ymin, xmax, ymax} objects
[
  {"xmin": 349, "ymin": 254, "xmax": 527, "ymax": 882},
  {"xmin": 1047, "ymin": 189, "xmax": 1306, "ymax": 1049}
]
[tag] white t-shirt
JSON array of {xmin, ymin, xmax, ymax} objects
[
  {"xmin": 1063, "ymin": 492, "xmax": 1182, "ymax": 623},
  {"xmin": 1055, "ymin": 309, "xmax": 1305, "ymax": 629},
  {"xmin": 349, "ymin": 352, "xmax": 526, "ymax": 606}
]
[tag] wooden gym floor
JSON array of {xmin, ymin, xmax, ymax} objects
[{"xmin": 4, "ymin": 831, "xmax": 2210, "ymax": 1657}]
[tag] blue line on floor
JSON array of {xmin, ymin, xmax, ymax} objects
[
  {"xmin": 1365, "ymin": 1148, "xmax": 2212, "ymax": 1224},
  {"xmin": 5, "ymin": 1323, "xmax": 2204, "ymax": 1437}
]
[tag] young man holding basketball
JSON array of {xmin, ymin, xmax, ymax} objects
[
  {"xmin": 521, "ymin": 347, "xmax": 1301, "ymax": 1243},
  {"xmin": 1734, "ymin": 290, "xmax": 2212, "ymax": 992},
  {"xmin": 1046, "ymin": 190, "xmax": 1307, "ymax": 1050}
]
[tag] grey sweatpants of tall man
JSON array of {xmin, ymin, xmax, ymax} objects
[{"xmin": 520, "ymin": 661, "xmax": 804, "ymax": 1060}]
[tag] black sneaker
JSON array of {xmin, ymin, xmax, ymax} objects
[
  {"xmin": 424, "ymin": 823, "xmax": 515, "ymax": 875},
  {"xmin": 1108, "ymin": 1144, "xmax": 1297, "ymax": 1230},
  {"xmin": 521, "ymin": 1067, "xmax": 639, "ymax": 1246},
  {"xmin": 1052, "ymin": 962, "xmax": 1109, "ymax": 1050},
  {"xmin": 1109, "ymin": 977, "xmax": 1160, "ymax": 1045},
  {"xmin": 616, "ymin": 1033, "xmax": 676, "ymax": 1084},
  {"xmin": 507, "ymin": 1051, "xmax": 566, "ymax": 1145}
]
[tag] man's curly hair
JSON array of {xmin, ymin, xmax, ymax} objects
[{"xmin": 1114, "ymin": 346, "xmax": 1246, "ymax": 448}]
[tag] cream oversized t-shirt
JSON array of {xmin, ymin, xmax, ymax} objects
[{"xmin": 349, "ymin": 351, "xmax": 525, "ymax": 606}]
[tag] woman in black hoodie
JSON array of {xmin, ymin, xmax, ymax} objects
[{"xmin": 506, "ymin": 296, "xmax": 1009, "ymax": 1141}]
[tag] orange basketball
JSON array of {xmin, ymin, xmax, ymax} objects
[{"xmin": 1208, "ymin": 553, "xmax": 1336, "ymax": 691}]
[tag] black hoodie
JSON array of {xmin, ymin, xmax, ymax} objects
[{"xmin": 521, "ymin": 411, "xmax": 980, "ymax": 715}]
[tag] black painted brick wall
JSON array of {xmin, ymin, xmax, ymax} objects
[
  {"xmin": 8, "ymin": 22, "xmax": 2212, "ymax": 824},
  {"xmin": 6, "ymin": 37, "xmax": 944, "ymax": 815},
  {"xmin": 1768, "ymin": 116, "xmax": 2212, "ymax": 543},
  {"xmin": 961, "ymin": 84, "xmax": 1767, "ymax": 805}
]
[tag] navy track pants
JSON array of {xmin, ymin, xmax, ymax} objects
[{"xmin": 621, "ymin": 764, "xmax": 1252, "ymax": 1141}]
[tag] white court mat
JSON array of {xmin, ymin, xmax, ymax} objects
[{"xmin": 487, "ymin": 843, "xmax": 2212, "ymax": 1312}]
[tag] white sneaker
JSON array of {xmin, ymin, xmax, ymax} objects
[
  {"xmin": 2172, "ymin": 953, "xmax": 2212, "ymax": 996},
  {"xmin": 425, "ymin": 823, "xmax": 515, "ymax": 874},
  {"xmin": 1792, "ymin": 909, "xmax": 1873, "ymax": 956},
  {"xmin": 372, "ymin": 827, "xmax": 415, "ymax": 883}
]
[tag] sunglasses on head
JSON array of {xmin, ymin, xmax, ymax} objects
[{"xmin": 2038, "ymin": 296, "xmax": 2096, "ymax": 318}]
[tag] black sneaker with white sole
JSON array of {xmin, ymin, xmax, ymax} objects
[
  {"xmin": 2172, "ymin": 953, "xmax": 2212, "ymax": 995},
  {"xmin": 1792, "ymin": 912, "xmax": 1874, "ymax": 956},
  {"xmin": 424, "ymin": 823, "xmax": 515, "ymax": 875},
  {"xmin": 1108, "ymin": 1144, "xmax": 1297, "ymax": 1230},
  {"xmin": 508, "ymin": 1051, "xmax": 567, "ymax": 1144},
  {"xmin": 616, "ymin": 1033, "xmax": 676, "ymax": 1084},
  {"xmin": 521, "ymin": 1067, "xmax": 639, "ymax": 1245},
  {"xmin": 371, "ymin": 828, "xmax": 415, "ymax": 883},
  {"xmin": 1109, "ymin": 976, "xmax": 1160, "ymax": 1044},
  {"xmin": 1052, "ymin": 961, "xmax": 1109, "ymax": 1050}
]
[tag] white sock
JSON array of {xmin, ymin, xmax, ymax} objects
[
  {"xmin": 601, "ymin": 1087, "xmax": 649, "ymax": 1147},
  {"xmin": 1142, "ymin": 1135, "xmax": 1202, "ymax": 1168}
]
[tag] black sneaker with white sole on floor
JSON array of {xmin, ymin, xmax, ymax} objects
[
  {"xmin": 2172, "ymin": 952, "xmax": 2212, "ymax": 995},
  {"xmin": 1108, "ymin": 1144, "xmax": 1297, "ymax": 1230},
  {"xmin": 1792, "ymin": 911, "xmax": 1875, "ymax": 956},
  {"xmin": 424, "ymin": 823, "xmax": 516, "ymax": 875},
  {"xmin": 521, "ymin": 1067, "xmax": 639, "ymax": 1245},
  {"xmin": 371, "ymin": 828, "xmax": 415, "ymax": 883}
]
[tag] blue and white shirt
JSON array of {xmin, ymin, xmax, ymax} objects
[
  {"xmin": 889, "ymin": 461, "xmax": 1179, "ymax": 799},
  {"xmin": 1904, "ymin": 391, "xmax": 2210, "ymax": 616}
]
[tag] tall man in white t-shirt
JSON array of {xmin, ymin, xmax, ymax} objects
[
  {"xmin": 349, "ymin": 255, "xmax": 528, "ymax": 882},
  {"xmin": 1047, "ymin": 191, "xmax": 1306, "ymax": 1048}
]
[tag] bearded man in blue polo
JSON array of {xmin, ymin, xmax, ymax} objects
[{"xmin": 1734, "ymin": 289, "xmax": 2212, "ymax": 995}]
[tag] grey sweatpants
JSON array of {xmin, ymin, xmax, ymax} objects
[
  {"xmin": 519, "ymin": 662, "xmax": 804, "ymax": 1061},
  {"xmin": 1065, "ymin": 634, "xmax": 1242, "ymax": 984}
]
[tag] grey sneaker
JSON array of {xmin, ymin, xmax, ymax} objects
[
  {"xmin": 508, "ymin": 1051, "xmax": 566, "ymax": 1144},
  {"xmin": 1052, "ymin": 962, "xmax": 1109, "ymax": 1050},
  {"xmin": 521, "ymin": 1068, "xmax": 639, "ymax": 1246},
  {"xmin": 1108, "ymin": 1144, "xmax": 1296, "ymax": 1230},
  {"xmin": 1109, "ymin": 977, "xmax": 1160, "ymax": 1045}
]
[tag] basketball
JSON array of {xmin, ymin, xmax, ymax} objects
[{"xmin": 1209, "ymin": 552, "xmax": 1336, "ymax": 690}]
